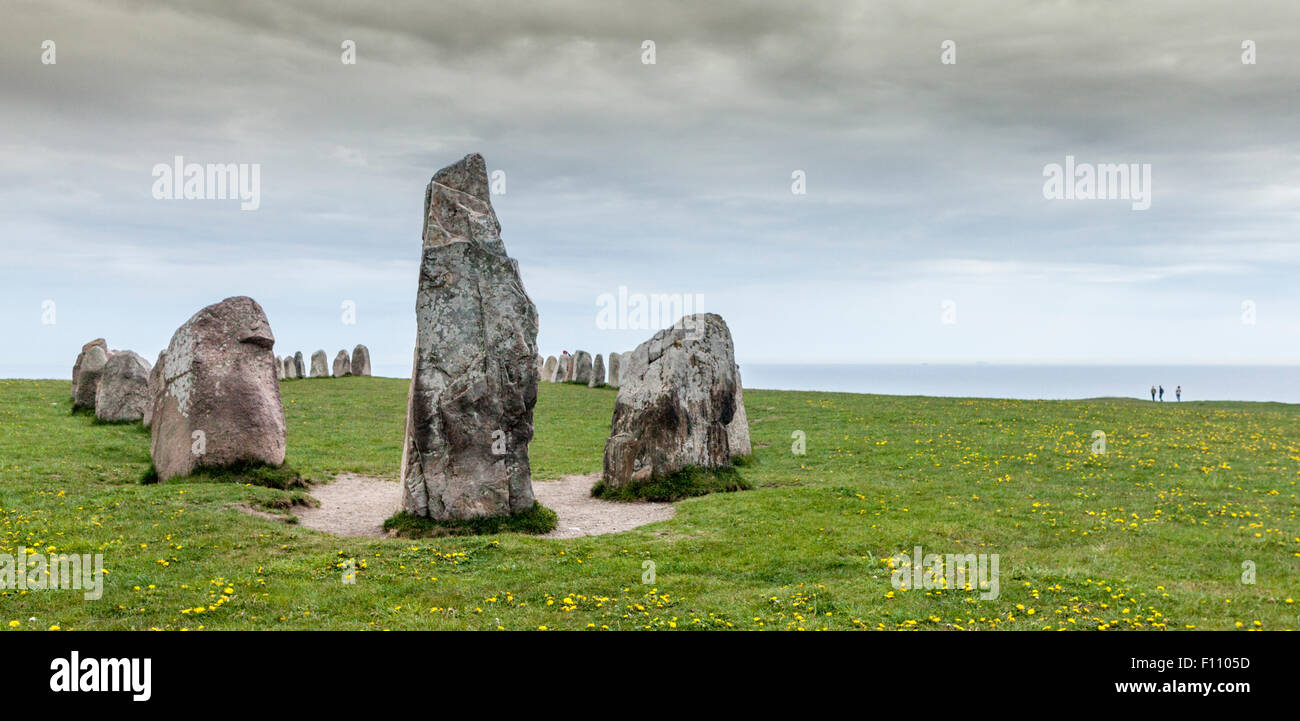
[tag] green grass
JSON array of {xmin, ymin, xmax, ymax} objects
[
  {"xmin": 141, "ymin": 461, "xmax": 306, "ymax": 490},
  {"xmin": 592, "ymin": 464, "xmax": 751, "ymax": 502},
  {"xmin": 384, "ymin": 504, "xmax": 559, "ymax": 538},
  {"xmin": 0, "ymin": 377, "xmax": 1297, "ymax": 630}
]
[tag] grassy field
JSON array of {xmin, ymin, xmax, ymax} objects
[{"xmin": 1, "ymin": 377, "xmax": 1297, "ymax": 630}]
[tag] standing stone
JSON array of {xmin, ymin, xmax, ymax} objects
[
  {"xmin": 71, "ymin": 339, "xmax": 109, "ymax": 407},
  {"xmin": 95, "ymin": 350, "xmax": 152, "ymax": 422},
  {"xmin": 144, "ymin": 350, "xmax": 164, "ymax": 429},
  {"xmin": 294, "ymin": 351, "xmax": 306, "ymax": 378},
  {"xmin": 72, "ymin": 344, "xmax": 110, "ymax": 411},
  {"xmin": 608, "ymin": 352, "xmax": 621, "ymax": 388},
  {"xmin": 276, "ymin": 356, "xmax": 285, "ymax": 380},
  {"xmin": 602, "ymin": 314, "xmax": 750, "ymax": 490},
  {"xmin": 541, "ymin": 356, "xmax": 558, "ymax": 383},
  {"xmin": 149, "ymin": 296, "xmax": 286, "ymax": 482},
  {"xmin": 589, "ymin": 354, "xmax": 605, "ymax": 387},
  {"xmin": 728, "ymin": 370, "xmax": 752, "ymax": 457},
  {"xmin": 310, "ymin": 350, "xmax": 329, "ymax": 378},
  {"xmin": 333, "ymin": 349, "xmax": 352, "ymax": 377},
  {"xmin": 352, "ymin": 345, "xmax": 372, "ymax": 376},
  {"xmin": 572, "ymin": 351, "xmax": 593, "ymax": 384},
  {"xmin": 562, "ymin": 354, "xmax": 576, "ymax": 382},
  {"xmin": 401, "ymin": 153, "xmax": 539, "ymax": 520},
  {"xmin": 281, "ymin": 356, "xmax": 293, "ymax": 379}
]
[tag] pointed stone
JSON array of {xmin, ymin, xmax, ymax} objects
[
  {"xmin": 401, "ymin": 153, "xmax": 539, "ymax": 520},
  {"xmin": 589, "ymin": 354, "xmax": 605, "ymax": 387}
]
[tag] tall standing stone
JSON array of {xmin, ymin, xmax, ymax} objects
[
  {"xmin": 401, "ymin": 153, "xmax": 539, "ymax": 520},
  {"xmin": 590, "ymin": 354, "xmax": 605, "ymax": 387},
  {"xmin": 333, "ymin": 349, "xmax": 352, "ymax": 377},
  {"xmin": 607, "ymin": 351, "xmax": 621, "ymax": 388},
  {"xmin": 294, "ymin": 351, "xmax": 306, "ymax": 378},
  {"xmin": 542, "ymin": 356, "xmax": 558, "ymax": 383},
  {"xmin": 352, "ymin": 345, "xmax": 372, "ymax": 376},
  {"xmin": 276, "ymin": 356, "xmax": 285, "ymax": 380},
  {"xmin": 562, "ymin": 354, "xmax": 575, "ymax": 382},
  {"xmin": 149, "ymin": 296, "xmax": 286, "ymax": 482},
  {"xmin": 602, "ymin": 314, "xmax": 750, "ymax": 490},
  {"xmin": 95, "ymin": 350, "xmax": 152, "ymax": 422},
  {"xmin": 310, "ymin": 350, "xmax": 329, "ymax": 378}
]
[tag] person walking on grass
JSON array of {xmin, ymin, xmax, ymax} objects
[
  {"xmin": 1176, "ymin": 385, "xmax": 1181, "ymax": 402},
  {"xmin": 1159, "ymin": 385, "xmax": 1164, "ymax": 401},
  {"xmin": 1150, "ymin": 385, "xmax": 1157, "ymax": 401}
]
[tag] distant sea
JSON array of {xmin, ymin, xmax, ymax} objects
[
  {"xmin": 738, "ymin": 364, "xmax": 1300, "ymax": 404},
  {"xmin": 5, "ymin": 363, "xmax": 1296, "ymax": 404}
]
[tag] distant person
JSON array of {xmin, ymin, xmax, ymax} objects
[
  {"xmin": 1176, "ymin": 385, "xmax": 1181, "ymax": 402},
  {"xmin": 1159, "ymin": 385, "xmax": 1164, "ymax": 401},
  {"xmin": 1150, "ymin": 385, "xmax": 1156, "ymax": 401}
]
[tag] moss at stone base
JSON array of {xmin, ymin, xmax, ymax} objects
[
  {"xmin": 591, "ymin": 463, "xmax": 751, "ymax": 502},
  {"xmin": 383, "ymin": 502, "xmax": 558, "ymax": 538},
  {"xmin": 141, "ymin": 460, "xmax": 306, "ymax": 489}
]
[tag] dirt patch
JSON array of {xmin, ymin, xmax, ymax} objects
[
  {"xmin": 294, "ymin": 473, "xmax": 401, "ymax": 537},
  {"xmin": 284, "ymin": 472, "xmax": 674, "ymax": 539},
  {"xmin": 535, "ymin": 473, "xmax": 675, "ymax": 539}
]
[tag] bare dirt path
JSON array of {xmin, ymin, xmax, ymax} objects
[
  {"xmin": 289, "ymin": 472, "xmax": 674, "ymax": 539},
  {"xmin": 535, "ymin": 473, "xmax": 675, "ymax": 539},
  {"xmin": 294, "ymin": 472, "xmax": 401, "ymax": 537}
]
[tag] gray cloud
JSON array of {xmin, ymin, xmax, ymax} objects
[{"xmin": 2, "ymin": 0, "xmax": 1299, "ymax": 378}]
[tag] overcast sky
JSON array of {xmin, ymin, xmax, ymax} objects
[{"xmin": 3, "ymin": 0, "xmax": 1299, "ymax": 379}]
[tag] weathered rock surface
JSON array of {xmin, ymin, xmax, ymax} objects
[
  {"xmin": 72, "ymin": 344, "xmax": 110, "ymax": 410},
  {"xmin": 608, "ymin": 351, "xmax": 621, "ymax": 388},
  {"xmin": 590, "ymin": 354, "xmax": 605, "ymax": 387},
  {"xmin": 572, "ymin": 351, "xmax": 593, "ymax": 385},
  {"xmin": 401, "ymin": 153, "xmax": 539, "ymax": 520},
  {"xmin": 602, "ymin": 314, "xmax": 750, "ymax": 489},
  {"xmin": 542, "ymin": 356, "xmax": 558, "ymax": 383},
  {"xmin": 351, "ymin": 345, "xmax": 372, "ymax": 376},
  {"xmin": 95, "ymin": 350, "xmax": 152, "ymax": 422},
  {"xmin": 294, "ymin": 352, "xmax": 306, "ymax": 378},
  {"xmin": 562, "ymin": 354, "xmax": 575, "ymax": 382},
  {"xmin": 276, "ymin": 355, "xmax": 285, "ymax": 380},
  {"xmin": 281, "ymin": 356, "xmax": 295, "ymax": 379},
  {"xmin": 149, "ymin": 296, "xmax": 286, "ymax": 482},
  {"xmin": 71, "ymin": 338, "xmax": 108, "ymax": 401},
  {"xmin": 310, "ymin": 350, "xmax": 329, "ymax": 378},
  {"xmin": 333, "ymin": 349, "xmax": 352, "ymax": 377},
  {"xmin": 144, "ymin": 350, "xmax": 164, "ymax": 429}
]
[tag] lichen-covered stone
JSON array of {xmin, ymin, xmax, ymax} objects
[
  {"xmin": 401, "ymin": 153, "xmax": 539, "ymax": 520},
  {"xmin": 602, "ymin": 314, "xmax": 750, "ymax": 489},
  {"xmin": 95, "ymin": 350, "xmax": 152, "ymax": 422}
]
